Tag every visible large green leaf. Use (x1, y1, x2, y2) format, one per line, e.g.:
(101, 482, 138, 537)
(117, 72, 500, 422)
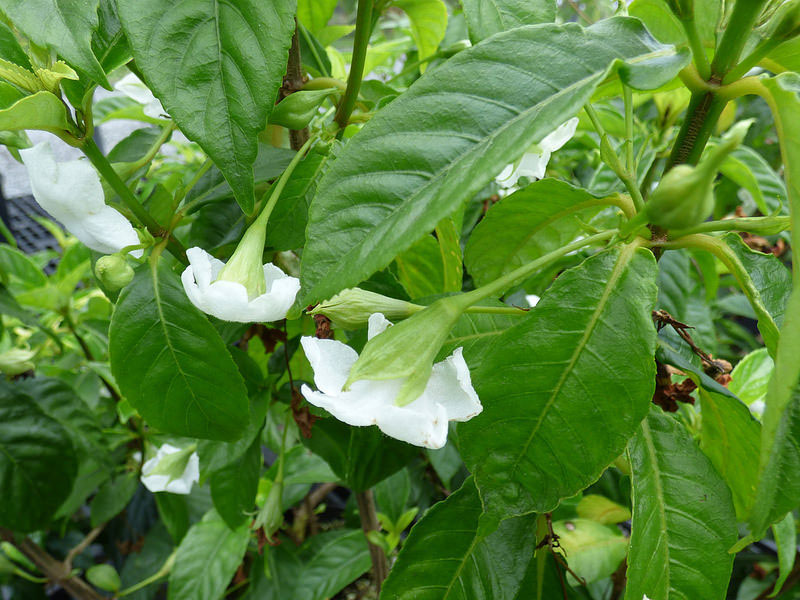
(0, 0, 109, 87)
(245, 529, 371, 600)
(461, 0, 555, 43)
(303, 418, 417, 492)
(464, 179, 621, 287)
(0, 91, 73, 133)
(748, 73, 800, 536)
(699, 389, 761, 520)
(393, 0, 448, 66)
(300, 17, 689, 306)
(0, 381, 78, 532)
(626, 407, 737, 600)
(459, 244, 658, 518)
(117, 0, 297, 214)
(381, 477, 538, 600)
(109, 260, 249, 441)
(629, 0, 721, 47)
(210, 437, 261, 529)
(168, 509, 250, 600)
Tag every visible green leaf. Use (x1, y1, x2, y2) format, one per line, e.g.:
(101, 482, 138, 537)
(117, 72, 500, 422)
(576, 494, 631, 525)
(720, 144, 788, 215)
(393, 0, 448, 68)
(90, 471, 139, 527)
(629, 0, 721, 46)
(625, 407, 737, 600)
(245, 529, 370, 600)
(551, 518, 627, 584)
(168, 509, 250, 600)
(156, 493, 190, 544)
(435, 217, 463, 292)
(0, 21, 31, 68)
(109, 260, 249, 441)
(461, 0, 555, 43)
(729, 347, 773, 408)
(748, 74, 800, 536)
(460, 245, 658, 518)
(210, 437, 261, 529)
(300, 17, 688, 306)
(381, 477, 538, 600)
(699, 389, 761, 520)
(0, 0, 109, 87)
(117, 0, 297, 214)
(771, 512, 796, 597)
(724, 233, 792, 356)
(440, 301, 519, 362)
(297, 0, 336, 34)
(374, 468, 411, 525)
(303, 418, 417, 492)
(464, 179, 621, 287)
(394, 235, 450, 299)
(0, 90, 73, 133)
(0, 380, 78, 532)
(119, 523, 173, 600)
(0, 245, 47, 290)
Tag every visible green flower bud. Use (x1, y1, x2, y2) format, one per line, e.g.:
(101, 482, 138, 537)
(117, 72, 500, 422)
(344, 294, 471, 406)
(0, 348, 35, 375)
(95, 254, 135, 291)
(310, 288, 420, 330)
(86, 564, 121, 592)
(253, 478, 284, 537)
(1, 542, 36, 572)
(269, 88, 340, 130)
(646, 120, 751, 230)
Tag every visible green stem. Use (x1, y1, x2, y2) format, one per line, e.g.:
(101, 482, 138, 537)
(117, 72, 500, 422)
(334, 0, 373, 132)
(298, 21, 331, 78)
(463, 305, 529, 315)
(128, 124, 175, 174)
(13, 568, 48, 584)
(117, 551, 176, 597)
(82, 139, 187, 263)
(177, 158, 213, 203)
(665, 90, 726, 168)
(682, 18, 711, 80)
(623, 85, 635, 175)
(303, 77, 347, 91)
(711, 0, 770, 80)
(669, 215, 791, 237)
(724, 37, 781, 83)
(459, 230, 617, 307)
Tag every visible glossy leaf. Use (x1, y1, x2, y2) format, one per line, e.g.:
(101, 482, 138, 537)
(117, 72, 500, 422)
(109, 260, 249, 441)
(303, 418, 417, 492)
(0, 0, 109, 86)
(381, 477, 538, 600)
(699, 389, 761, 520)
(772, 512, 797, 597)
(300, 17, 689, 306)
(0, 381, 77, 532)
(245, 529, 370, 600)
(0, 21, 30, 68)
(749, 74, 800, 535)
(0, 91, 73, 133)
(461, 0, 555, 43)
(210, 438, 261, 529)
(168, 509, 250, 600)
(465, 179, 620, 287)
(551, 518, 627, 584)
(460, 245, 658, 518)
(626, 407, 737, 600)
(394, 235, 451, 299)
(117, 0, 297, 213)
(90, 472, 139, 527)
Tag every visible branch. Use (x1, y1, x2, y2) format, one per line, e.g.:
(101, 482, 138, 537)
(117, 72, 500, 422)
(0, 528, 104, 600)
(355, 489, 388, 593)
(334, 0, 374, 132)
(282, 21, 310, 151)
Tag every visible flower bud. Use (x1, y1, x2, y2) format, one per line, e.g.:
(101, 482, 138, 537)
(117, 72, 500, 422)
(269, 88, 339, 130)
(344, 294, 471, 406)
(310, 288, 420, 330)
(86, 564, 121, 593)
(95, 254, 135, 291)
(0, 348, 35, 375)
(253, 478, 284, 537)
(646, 120, 751, 230)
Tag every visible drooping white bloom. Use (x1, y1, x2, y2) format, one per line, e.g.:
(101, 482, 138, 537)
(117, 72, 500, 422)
(496, 117, 579, 189)
(140, 443, 199, 495)
(181, 247, 300, 323)
(300, 313, 482, 449)
(19, 142, 141, 256)
(114, 73, 167, 120)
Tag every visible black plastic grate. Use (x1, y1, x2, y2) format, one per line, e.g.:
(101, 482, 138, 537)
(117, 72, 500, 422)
(2, 194, 60, 273)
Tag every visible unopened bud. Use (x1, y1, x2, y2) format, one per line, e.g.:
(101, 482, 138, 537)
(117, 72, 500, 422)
(95, 254, 134, 291)
(310, 288, 420, 330)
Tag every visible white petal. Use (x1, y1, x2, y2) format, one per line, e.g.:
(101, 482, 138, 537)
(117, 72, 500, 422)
(367, 312, 392, 339)
(140, 473, 171, 493)
(301, 378, 401, 427)
(115, 73, 167, 119)
(423, 348, 482, 421)
(540, 117, 579, 153)
(496, 163, 521, 189)
(20, 142, 140, 255)
(515, 150, 551, 181)
(181, 249, 299, 323)
(139, 444, 198, 495)
(300, 336, 358, 395)
(525, 294, 540, 307)
(374, 399, 450, 449)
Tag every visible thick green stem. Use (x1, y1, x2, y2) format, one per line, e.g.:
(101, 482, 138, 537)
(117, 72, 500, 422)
(458, 230, 617, 307)
(711, 0, 770, 80)
(724, 37, 781, 83)
(665, 90, 726, 168)
(82, 139, 187, 263)
(669, 215, 791, 237)
(623, 85, 636, 175)
(682, 18, 711, 80)
(334, 0, 373, 132)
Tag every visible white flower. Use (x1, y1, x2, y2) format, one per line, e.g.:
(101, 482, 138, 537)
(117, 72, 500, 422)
(496, 117, 579, 189)
(181, 247, 300, 323)
(300, 313, 482, 449)
(525, 294, 540, 308)
(140, 443, 199, 495)
(19, 142, 141, 256)
(114, 73, 167, 119)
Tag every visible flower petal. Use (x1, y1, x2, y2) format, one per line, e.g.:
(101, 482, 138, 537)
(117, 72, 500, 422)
(300, 336, 358, 395)
(424, 348, 482, 421)
(115, 73, 167, 119)
(540, 117, 579, 153)
(367, 312, 392, 339)
(515, 149, 551, 181)
(374, 400, 450, 449)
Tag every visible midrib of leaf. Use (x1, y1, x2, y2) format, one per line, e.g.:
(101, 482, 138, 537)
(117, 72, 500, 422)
(211, 0, 237, 177)
(180, 523, 236, 596)
(149, 261, 209, 426)
(636, 418, 670, 598)
(310, 39, 679, 300)
(510, 242, 637, 475)
(441, 529, 482, 599)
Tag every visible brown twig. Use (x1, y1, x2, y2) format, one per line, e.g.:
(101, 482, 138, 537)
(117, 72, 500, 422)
(652, 310, 729, 374)
(290, 482, 337, 543)
(355, 489, 388, 593)
(282, 21, 310, 151)
(0, 528, 104, 600)
(63, 524, 104, 573)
